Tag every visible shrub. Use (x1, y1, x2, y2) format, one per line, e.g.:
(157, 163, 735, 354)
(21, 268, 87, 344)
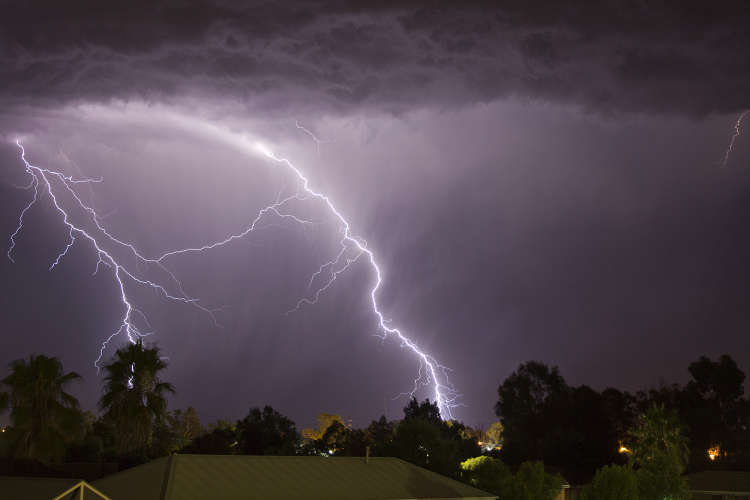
(580, 464, 639, 500)
(515, 461, 564, 500)
(460, 456, 512, 493)
(461, 457, 563, 500)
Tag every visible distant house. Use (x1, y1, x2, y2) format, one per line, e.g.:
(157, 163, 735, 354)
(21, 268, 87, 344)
(4, 454, 497, 500)
(687, 471, 750, 499)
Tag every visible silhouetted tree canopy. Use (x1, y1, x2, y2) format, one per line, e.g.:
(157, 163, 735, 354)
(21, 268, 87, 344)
(392, 398, 479, 477)
(683, 355, 748, 468)
(0, 355, 83, 462)
(366, 415, 394, 456)
(1, 350, 748, 487)
(461, 456, 563, 500)
(403, 398, 442, 425)
(182, 424, 236, 455)
(99, 340, 174, 458)
(236, 406, 298, 455)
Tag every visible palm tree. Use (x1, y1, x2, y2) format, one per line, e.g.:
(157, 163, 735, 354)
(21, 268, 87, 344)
(99, 340, 174, 456)
(0, 354, 83, 462)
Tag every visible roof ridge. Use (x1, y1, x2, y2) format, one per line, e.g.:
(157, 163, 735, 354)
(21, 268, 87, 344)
(173, 454, 394, 459)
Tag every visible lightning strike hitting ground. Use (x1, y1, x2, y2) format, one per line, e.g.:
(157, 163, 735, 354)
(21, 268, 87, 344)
(721, 109, 749, 167)
(253, 142, 459, 418)
(7, 128, 459, 419)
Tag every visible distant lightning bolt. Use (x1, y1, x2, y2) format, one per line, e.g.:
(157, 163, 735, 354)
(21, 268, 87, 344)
(7, 174, 38, 263)
(295, 121, 331, 155)
(8, 125, 459, 419)
(721, 110, 749, 168)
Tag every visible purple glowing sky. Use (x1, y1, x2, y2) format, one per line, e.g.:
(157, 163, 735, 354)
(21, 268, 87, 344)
(1, 1, 749, 429)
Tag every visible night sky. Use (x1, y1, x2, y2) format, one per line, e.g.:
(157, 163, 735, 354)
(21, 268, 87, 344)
(1, 1, 749, 430)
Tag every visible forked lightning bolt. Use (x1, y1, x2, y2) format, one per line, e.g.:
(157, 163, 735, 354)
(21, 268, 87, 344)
(254, 143, 459, 418)
(7, 131, 459, 419)
(8, 141, 228, 368)
(721, 109, 749, 167)
(295, 121, 331, 155)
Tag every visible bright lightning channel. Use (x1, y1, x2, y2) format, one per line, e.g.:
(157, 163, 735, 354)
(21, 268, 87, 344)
(721, 109, 749, 167)
(254, 142, 459, 419)
(8, 141, 228, 368)
(8, 133, 459, 419)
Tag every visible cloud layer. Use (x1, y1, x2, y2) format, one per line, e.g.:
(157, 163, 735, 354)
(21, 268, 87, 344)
(2, 1, 749, 115)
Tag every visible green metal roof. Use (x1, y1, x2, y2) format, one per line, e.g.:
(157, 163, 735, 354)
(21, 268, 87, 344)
(0, 476, 80, 500)
(90, 455, 496, 500)
(89, 456, 170, 500)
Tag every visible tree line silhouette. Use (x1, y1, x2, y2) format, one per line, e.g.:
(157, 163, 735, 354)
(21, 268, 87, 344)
(1, 341, 747, 499)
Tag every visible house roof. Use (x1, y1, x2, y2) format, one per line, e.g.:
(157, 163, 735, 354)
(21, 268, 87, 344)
(0, 476, 80, 500)
(90, 454, 496, 500)
(687, 471, 750, 494)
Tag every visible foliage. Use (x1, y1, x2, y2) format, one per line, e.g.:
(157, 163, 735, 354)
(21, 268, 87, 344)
(684, 354, 747, 467)
(514, 461, 564, 500)
(628, 404, 689, 467)
(460, 455, 512, 494)
(403, 398, 442, 424)
(392, 399, 479, 477)
(168, 407, 202, 451)
(461, 457, 562, 500)
(236, 406, 298, 455)
(182, 424, 237, 454)
(148, 417, 175, 458)
(366, 415, 394, 456)
(628, 403, 690, 500)
(0, 351, 746, 481)
(486, 421, 503, 446)
(318, 420, 349, 452)
(579, 464, 639, 500)
(99, 340, 174, 457)
(392, 417, 440, 466)
(688, 355, 745, 405)
(0, 354, 83, 462)
(301, 413, 345, 441)
(496, 361, 632, 479)
(66, 411, 105, 462)
(495, 361, 568, 464)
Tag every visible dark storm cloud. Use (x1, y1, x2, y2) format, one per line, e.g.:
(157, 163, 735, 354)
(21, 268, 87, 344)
(2, 2, 750, 431)
(2, 1, 749, 115)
